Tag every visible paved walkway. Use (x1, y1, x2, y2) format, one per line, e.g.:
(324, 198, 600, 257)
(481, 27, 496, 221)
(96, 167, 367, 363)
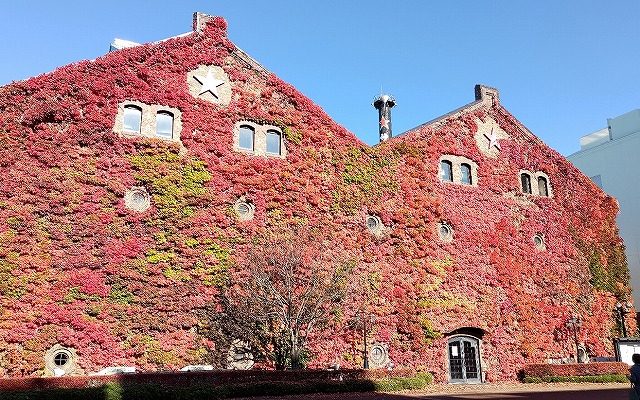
(415, 382, 629, 399)
(237, 382, 631, 400)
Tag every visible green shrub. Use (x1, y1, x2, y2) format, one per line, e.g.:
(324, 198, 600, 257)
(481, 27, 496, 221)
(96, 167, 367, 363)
(373, 372, 434, 391)
(523, 374, 628, 384)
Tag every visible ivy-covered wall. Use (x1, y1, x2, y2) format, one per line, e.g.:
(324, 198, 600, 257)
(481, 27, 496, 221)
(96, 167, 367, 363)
(0, 14, 632, 381)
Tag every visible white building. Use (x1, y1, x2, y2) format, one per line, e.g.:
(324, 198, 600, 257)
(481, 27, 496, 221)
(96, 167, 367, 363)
(568, 109, 640, 305)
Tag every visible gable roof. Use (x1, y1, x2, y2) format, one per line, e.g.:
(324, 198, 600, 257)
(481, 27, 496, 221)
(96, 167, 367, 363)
(398, 85, 499, 136)
(0, 12, 363, 148)
(391, 84, 555, 152)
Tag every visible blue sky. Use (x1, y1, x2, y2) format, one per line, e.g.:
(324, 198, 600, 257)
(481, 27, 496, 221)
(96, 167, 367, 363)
(1, 1, 638, 155)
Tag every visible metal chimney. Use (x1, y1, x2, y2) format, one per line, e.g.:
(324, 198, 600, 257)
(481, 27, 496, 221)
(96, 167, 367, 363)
(373, 94, 396, 142)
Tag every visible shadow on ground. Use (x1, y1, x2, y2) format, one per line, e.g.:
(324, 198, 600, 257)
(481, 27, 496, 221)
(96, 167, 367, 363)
(415, 387, 628, 400)
(242, 386, 629, 400)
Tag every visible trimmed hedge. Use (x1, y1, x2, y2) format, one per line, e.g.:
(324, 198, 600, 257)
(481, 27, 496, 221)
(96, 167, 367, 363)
(523, 374, 628, 384)
(0, 368, 416, 392)
(0, 370, 433, 399)
(523, 362, 629, 378)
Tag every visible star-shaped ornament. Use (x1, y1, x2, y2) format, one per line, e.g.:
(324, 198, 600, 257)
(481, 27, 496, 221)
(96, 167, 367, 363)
(484, 128, 501, 150)
(194, 70, 225, 98)
(380, 117, 389, 129)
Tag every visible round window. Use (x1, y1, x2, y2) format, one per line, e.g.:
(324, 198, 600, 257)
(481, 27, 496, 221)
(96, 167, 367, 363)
(45, 345, 77, 376)
(533, 234, 545, 250)
(366, 216, 379, 230)
(53, 351, 70, 367)
(365, 215, 384, 236)
(124, 187, 151, 212)
(131, 191, 147, 204)
(236, 202, 251, 215)
(438, 222, 453, 242)
(234, 199, 255, 221)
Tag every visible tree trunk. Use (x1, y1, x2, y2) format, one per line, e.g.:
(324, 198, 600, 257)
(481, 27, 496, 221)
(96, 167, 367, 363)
(273, 334, 287, 370)
(289, 331, 302, 369)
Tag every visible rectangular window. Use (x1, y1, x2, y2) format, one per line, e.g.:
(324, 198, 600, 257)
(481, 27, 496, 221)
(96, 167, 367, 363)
(538, 177, 549, 197)
(238, 126, 254, 151)
(266, 130, 281, 155)
(123, 106, 142, 133)
(521, 173, 532, 194)
(460, 164, 472, 185)
(440, 160, 453, 182)
(156, 112, 174, 139)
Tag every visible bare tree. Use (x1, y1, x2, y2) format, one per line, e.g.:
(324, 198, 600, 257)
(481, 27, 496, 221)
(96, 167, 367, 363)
(203, 228, 351, 369)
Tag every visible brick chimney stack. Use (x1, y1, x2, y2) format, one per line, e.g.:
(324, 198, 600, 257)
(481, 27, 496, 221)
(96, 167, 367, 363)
(193, 12, 217, 32)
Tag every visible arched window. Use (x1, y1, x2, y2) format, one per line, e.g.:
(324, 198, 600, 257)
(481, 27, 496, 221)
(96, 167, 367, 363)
(266, 129, 281, 155)
(440, 160, 453, 182)
(538, 176, 549, 197)
(238, 125, 255, 151)
(521, 173, 532, 194)
(156, 111, 174, 139)
(123, 105, 142, 134)
(460, 163, 472, 185)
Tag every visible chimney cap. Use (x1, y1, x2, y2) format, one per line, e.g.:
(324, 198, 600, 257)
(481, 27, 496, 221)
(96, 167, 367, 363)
(373, 94, 396, 109)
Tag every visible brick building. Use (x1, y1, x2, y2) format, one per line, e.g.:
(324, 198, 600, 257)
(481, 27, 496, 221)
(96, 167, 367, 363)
(0, 13, 632, 382)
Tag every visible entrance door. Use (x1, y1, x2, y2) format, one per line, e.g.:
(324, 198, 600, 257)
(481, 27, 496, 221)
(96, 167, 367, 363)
(448, 336, 481, 383)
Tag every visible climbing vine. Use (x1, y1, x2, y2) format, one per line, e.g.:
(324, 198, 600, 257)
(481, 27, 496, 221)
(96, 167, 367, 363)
(0, 15, 632, 381)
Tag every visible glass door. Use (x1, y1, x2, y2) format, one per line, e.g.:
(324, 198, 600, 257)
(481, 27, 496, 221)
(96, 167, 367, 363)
(448, 336, 481, 383)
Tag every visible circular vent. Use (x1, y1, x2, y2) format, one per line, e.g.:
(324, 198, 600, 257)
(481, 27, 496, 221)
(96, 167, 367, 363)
(124, 187, 151, 212)
(236, 202, 251, 215)
(234, 199, 255, 221)
(366, 215, 380, 230)
(365, 215, 384, 236)
(533, 234, 546, 250)
(131, 190, 147, 205)
(438, 222, 453, 242)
